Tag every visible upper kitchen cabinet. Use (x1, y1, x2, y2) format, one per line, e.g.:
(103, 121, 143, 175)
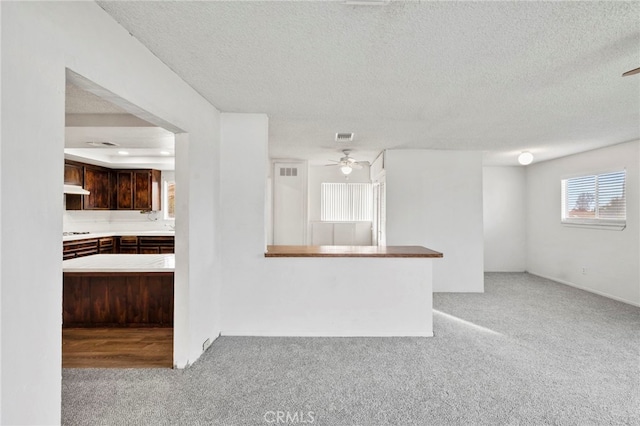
(83, 165, 112, 210)
(64, 162, 83, 186)
(116, 171, 134, 209)
(64, 161, 84, 210)
(116, 169, 161, 211)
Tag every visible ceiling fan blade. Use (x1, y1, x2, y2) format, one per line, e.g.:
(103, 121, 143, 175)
(350, 163, 364, 170)
(622, 67, 640, 77)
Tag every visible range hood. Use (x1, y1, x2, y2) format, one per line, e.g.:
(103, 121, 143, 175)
(63, 184, 90, 195)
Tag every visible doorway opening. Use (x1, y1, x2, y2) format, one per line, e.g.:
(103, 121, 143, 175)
(62, 70, 183, 368)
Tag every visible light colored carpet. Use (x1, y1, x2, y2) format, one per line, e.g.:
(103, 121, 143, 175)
(62, 273, 640, 425)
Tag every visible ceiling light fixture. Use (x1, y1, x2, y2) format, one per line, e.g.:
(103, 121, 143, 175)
(518, 151, 533, 165)
(340, 165, 353, 175)
(117, 150, 129, 156)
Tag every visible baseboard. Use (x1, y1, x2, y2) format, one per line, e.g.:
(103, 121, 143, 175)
(220, 331, 434, 337)
(528, 271, 640, 307)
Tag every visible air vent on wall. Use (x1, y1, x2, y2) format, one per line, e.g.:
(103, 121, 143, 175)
(279, 167, 298, 177)
(86, 141, 119, 147)
(335, 133, 354, 142)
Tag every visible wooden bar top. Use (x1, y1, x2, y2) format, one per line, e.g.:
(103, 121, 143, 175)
(265, 245, 443, 258)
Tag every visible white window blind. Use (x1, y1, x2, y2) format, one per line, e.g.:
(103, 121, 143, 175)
(562, 170, 626, 228)
(321, 183, 373, 221)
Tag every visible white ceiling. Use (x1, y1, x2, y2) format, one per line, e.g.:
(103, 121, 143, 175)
(65, 79, 175, 169)
(96, 1, 639, 166)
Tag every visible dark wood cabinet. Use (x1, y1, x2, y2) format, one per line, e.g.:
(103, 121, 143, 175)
(83, 165, 112, 210)
(63, 272, 174, 327)
(118, 236, 139, 254)
(139, 236, 175, 254)
(114, 169, 161, 211)
(116, 171, 134, 209)
(63, 239, 99, 260)
(64, 162, 83, 186)
(99, 237, 114, 254)
(63, 235, 174, 259)
(64, 160, 161, 211)
(64, 161, 84, 210)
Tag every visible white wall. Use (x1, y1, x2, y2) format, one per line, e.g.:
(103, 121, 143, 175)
(220, 116, 436, 336)
(526, 141, 640, 306)
(483, 167, 527, 272)
(1, 2, 221, 423)
(385, 150, 484, 292)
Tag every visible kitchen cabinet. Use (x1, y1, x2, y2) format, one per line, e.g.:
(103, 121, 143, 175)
(116, 171, 134, 209)
(64, 161, 84, 210)
(139, 236, 175, 254)
(83, 165, 112, 210)
(64, 160, 161, 211)
(118, 236, 139, 254)
(63, 238, 99, 260)
(63, 235, 174, 259)
(115, 170, 161, 211)
(99, 237, 114, 254)
(64, 162, 83, 186)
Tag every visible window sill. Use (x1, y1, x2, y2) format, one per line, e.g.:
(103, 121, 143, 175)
(561, 220, 626, 231)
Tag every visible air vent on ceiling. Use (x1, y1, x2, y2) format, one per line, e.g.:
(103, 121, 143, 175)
(335, 133, 354, 142)
(86, 141, 119, 147)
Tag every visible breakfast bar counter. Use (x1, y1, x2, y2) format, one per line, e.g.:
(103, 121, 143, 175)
(222, 245, 444, 337)
(265, 245, 443, 258)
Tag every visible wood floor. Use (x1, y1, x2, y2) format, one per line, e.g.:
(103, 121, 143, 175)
(62, 327, 173, 368)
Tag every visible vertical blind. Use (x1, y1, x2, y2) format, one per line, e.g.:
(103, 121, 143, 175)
(321, 183, 373, 221)
(562, 170, 626, 222)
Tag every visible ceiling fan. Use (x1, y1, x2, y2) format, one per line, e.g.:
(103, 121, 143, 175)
(622, 66, 640, 77)
(326, 149, 366, 175)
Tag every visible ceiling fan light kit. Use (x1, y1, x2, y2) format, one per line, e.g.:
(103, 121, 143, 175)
(340, 165, 353, 175)
(518, 151, 534, 165)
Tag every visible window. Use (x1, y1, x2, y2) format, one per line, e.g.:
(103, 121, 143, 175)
(321, 183, 373, 221)
(561, 170, 626, 229)
(164, 180, 175, 220)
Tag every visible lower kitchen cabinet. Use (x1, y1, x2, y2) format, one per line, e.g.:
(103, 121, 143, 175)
(118, 236, 139, 254)
(139, 236, 175, 254)
(99, 237, 114, 254)
(63, 239, 99, 260)
(63, 235, 175, 259)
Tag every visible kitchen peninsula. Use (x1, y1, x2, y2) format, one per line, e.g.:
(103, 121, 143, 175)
(62, 254, 174, 327)
(258, 245, 443, 337)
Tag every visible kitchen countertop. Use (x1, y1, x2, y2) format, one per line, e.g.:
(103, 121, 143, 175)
(63, 230, 175, 242)
(265, 245, 443, 258)
(63, 254, 175, 272)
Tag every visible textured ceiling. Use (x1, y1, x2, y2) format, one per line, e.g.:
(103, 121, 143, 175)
(66, 82, 128, 114)
(97, 1, 640, 165)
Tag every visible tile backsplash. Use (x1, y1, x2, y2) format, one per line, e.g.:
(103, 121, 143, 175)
(63, 210, 174, 233)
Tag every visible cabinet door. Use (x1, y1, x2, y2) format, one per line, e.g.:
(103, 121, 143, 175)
(139, 247, 160, 254)
(116, 171, 134, 209)
(134, 171, 151, 210)
(64, 162, 83, 185)
(83, 166, 111, 210)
